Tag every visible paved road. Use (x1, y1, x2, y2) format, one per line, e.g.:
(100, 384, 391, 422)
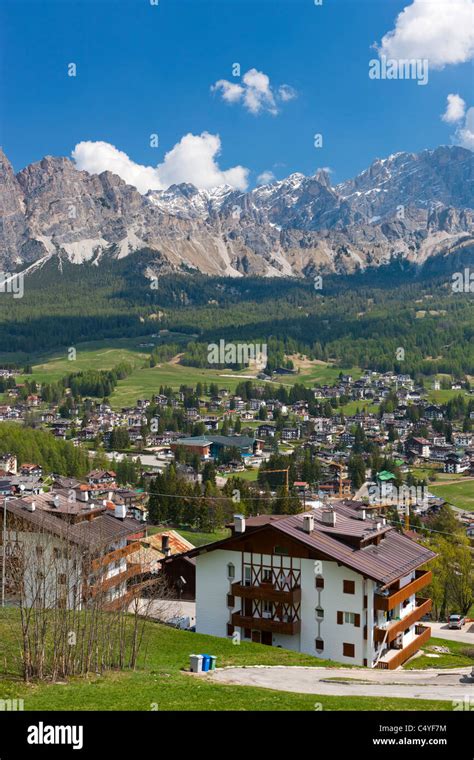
(209, 665, 474, 702)
(428, 621, 474, 643)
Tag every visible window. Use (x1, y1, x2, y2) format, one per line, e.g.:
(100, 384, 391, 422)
(343, 643, 355, 657)
(227, 623, 234, 636)
(315, 638, 324, 651)
(244, 566, 251, 586)
(227, 563, 235, 580)
(274, 545, 289, 555)
(227, 594, 235, 608)
(58, 574, 67, 585)
(35, 545, 43, 557)
(315, 577, 324, 589)
(344, 612, 356, 625)
(315, 607, 324, 620)
(263, 600, 273, 616)
(244, 628, 251, 639)
(262, 568, 272, 584)
(343, 580, 355, 594)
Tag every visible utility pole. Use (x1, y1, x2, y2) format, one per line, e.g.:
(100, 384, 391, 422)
(2, 496, 7, 607)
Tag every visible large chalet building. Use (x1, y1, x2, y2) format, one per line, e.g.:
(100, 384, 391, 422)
(0, 492, 145, 611)
(189, 501, 436, 669)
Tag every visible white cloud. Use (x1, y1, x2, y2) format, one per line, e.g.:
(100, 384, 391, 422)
(211, 68, 297, 115)
(376, 0, 474, 69)
(72, 133, 249, 193)
(442, 93, 466, 123)
(256, 170, 276, 185)
(278, 84, 297, 102)
(454, 106, 474, 149)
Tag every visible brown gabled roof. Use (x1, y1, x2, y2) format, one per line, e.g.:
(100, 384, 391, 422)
(2, 498, 142, 550)
(187, 503, 436, 587)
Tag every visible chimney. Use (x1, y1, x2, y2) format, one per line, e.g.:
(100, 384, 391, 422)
(321, 509, 336, 527)
(115, 504, 127, 520)
(234, 514, 246, 534)
(79, 489, 88, 502)
(53, 494, 60, 508)
(360, 509, 366, 521)
(27, 501, 36, 512)
(161, 534, 171, 556)
(303, 514, 314, 534)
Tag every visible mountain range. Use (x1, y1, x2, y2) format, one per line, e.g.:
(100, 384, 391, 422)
(0, 145, 473, 278)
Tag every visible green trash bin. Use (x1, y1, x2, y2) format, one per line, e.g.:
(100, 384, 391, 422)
(209, 655, 217, 670)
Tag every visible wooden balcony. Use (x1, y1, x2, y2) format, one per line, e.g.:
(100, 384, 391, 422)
(375, 624, 431, 669)
(374, 597, 432, 643)
(374, 569, 432, 612)
(231, 582, 301, 605)
(91, 541, 141, 572)
(86, 564, 143, 597)
(232, 612, 301, 636)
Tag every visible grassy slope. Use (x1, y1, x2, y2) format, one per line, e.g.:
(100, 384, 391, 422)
(12, 338, 363, 409)
(0, 609, 449, 711)
(429, 480, 474, 511)
(403, 637, 474, 670)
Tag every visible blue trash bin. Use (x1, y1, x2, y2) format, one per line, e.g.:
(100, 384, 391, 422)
(201, 654, 211, 672)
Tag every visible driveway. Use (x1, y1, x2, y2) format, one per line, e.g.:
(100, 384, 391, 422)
(132, 598, 196, 626)
(428, 621, 474, 644)
(208, 665, 474, 702)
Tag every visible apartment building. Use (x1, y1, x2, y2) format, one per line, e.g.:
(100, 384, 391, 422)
(190, 501, 436, 669)
(0, 493, 145, 611)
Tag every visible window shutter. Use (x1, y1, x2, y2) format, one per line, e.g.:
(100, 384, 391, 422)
(354, 613, 361, 627)
(337, 610, 343, 625)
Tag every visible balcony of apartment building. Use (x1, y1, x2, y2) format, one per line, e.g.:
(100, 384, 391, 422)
(231, 610, 301, 635)
(374, 569, 432, 612)
(231, 564, 302, 606)
(374, 597, 432, 644)
(375, 624, 431, 669)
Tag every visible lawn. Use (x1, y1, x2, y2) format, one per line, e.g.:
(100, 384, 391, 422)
(10, 337, 368, 410)
(429, 480, 474, 511)
(403, 637, 474, 670)
(0, 609, 450, 711)
(146, 525, 230, 547)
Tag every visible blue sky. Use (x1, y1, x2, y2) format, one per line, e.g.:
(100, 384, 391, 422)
(1, 0, 472, 189)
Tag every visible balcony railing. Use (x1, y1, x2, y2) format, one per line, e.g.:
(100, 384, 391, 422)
(374, 569, 432, 612)
(375, 624, 431, 669)
(231, 612, 301, 636)
(231, 581, 301, 604)
(91, 541, 141, 572)
(374, 597, 432, 643)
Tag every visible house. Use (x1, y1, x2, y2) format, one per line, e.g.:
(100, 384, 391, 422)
(257, 424, 276, 438)
(0, 454, 17, 475)
(406, 437, 431, 459)
(171, 435, 263, 460)
(19, 463, 42, 478)
(87, 470, 117, 487)
(281, 427, 300, 441)
(0, 495, 145, 610)
(444, 452, 471, 475)
(423, 405, 443, 421)
(187, 503, 436, 669)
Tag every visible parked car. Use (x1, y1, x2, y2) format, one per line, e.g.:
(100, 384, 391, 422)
(448, 614, 466, 629)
